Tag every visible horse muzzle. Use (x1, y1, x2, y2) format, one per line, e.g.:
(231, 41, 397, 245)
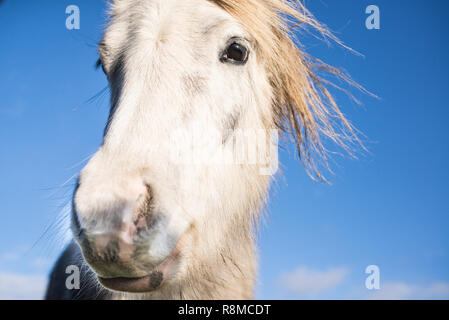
(71, 182, 182, 293)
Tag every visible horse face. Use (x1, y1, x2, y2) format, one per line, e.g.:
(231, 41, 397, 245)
(72, 0, 275, 293)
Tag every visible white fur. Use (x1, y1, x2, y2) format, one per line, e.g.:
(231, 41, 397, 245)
(74, 0, 276, 299)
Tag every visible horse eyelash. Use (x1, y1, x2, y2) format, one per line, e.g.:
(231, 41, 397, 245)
(95, 58, 102, 70)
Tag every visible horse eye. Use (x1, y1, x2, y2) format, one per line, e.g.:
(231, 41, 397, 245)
(221, 42, 249, 65)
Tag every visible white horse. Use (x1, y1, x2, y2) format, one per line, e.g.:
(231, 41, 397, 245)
(46, 0, 359, 299)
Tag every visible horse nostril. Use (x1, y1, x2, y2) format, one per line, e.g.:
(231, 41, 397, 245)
(103, 239, 120, 263)
(79, 233, 125, 262)
(71, 181, 160, 274)
(132, 184, 157, 234)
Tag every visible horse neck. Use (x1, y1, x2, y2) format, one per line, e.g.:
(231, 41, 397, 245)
(183, 216, 257, 299)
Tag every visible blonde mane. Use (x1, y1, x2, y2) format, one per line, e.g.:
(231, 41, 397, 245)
(212, 0, 362, 180)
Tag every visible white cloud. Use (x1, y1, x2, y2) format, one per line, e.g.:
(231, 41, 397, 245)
(368, 282, 449, 300)
(0, 246, 29, 262)
(31, 257, 53, 269)
(279, 266, 348, 296)
(0, 272, 47, 300)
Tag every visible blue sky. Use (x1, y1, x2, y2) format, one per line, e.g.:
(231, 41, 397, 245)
(0, 0, 448, 299)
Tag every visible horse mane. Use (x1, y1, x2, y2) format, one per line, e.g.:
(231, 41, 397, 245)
(211, 0, 364, 181)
